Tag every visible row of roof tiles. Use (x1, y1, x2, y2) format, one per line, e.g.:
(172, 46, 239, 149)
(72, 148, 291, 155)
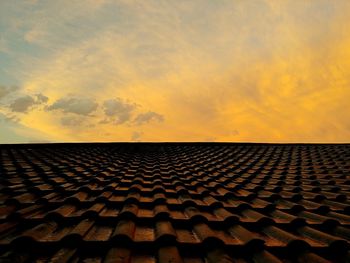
(0, 143, 349, 262)
(0, 200, 350, 225)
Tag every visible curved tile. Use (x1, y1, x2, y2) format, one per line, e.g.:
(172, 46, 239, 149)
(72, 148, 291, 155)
(0, 143, 349, 263)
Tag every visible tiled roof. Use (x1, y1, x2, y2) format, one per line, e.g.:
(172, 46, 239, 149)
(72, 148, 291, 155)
(0, 143, 350, 262)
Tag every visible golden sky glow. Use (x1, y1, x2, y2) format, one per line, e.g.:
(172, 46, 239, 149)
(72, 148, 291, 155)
(1, 0, 350, 143)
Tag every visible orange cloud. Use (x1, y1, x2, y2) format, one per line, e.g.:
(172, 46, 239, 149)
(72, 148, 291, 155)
(1, 1, 350, 142)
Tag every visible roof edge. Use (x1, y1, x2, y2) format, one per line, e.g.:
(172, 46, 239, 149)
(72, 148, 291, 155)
(1, 141, 350, 149)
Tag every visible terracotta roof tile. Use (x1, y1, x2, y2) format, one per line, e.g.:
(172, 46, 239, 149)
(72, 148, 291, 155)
(0, 143, 350, 262)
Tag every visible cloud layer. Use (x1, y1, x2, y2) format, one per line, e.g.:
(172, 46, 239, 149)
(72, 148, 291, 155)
(134, 111, 164, 125)
(9, 93, 48, 112)
(103, 98, 136, 124)
(1, 0, 350, 142)
(47, 97, 98, 116)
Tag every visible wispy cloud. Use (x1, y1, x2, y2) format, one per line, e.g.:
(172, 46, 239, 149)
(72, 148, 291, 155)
(60, 115, 84, 127)
(134, 111, 164, 126)
(0, 85, 19, 100)
(131, 131, 143, 141)
(1, 0, 350, 142)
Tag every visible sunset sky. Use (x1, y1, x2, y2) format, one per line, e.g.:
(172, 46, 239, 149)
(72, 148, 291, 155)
(1, 0, 350, 143)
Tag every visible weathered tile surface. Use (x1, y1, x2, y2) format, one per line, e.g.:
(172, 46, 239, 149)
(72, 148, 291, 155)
(0, 143, 349, 262)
